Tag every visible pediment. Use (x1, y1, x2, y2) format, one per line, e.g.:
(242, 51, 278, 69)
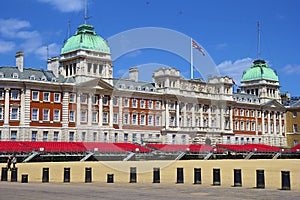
(76, 77, 113, 90)
(261, 99, 286, 111)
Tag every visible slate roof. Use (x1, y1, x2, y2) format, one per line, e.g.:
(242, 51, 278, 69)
(113, 78, 157, 92)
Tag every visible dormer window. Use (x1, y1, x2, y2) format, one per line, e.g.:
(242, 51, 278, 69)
(30, 75, 35, 80)
(41, 76, 47, 81)
(0, 72, 4, 78)
(52, 78, 57, 82)
(12, 73, 18, 79)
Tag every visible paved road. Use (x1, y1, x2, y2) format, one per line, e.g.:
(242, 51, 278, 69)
(0, 182, 299, 200)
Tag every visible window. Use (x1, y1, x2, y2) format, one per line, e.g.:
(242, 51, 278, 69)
(52, 93, 60, 103)
(172, 134, 176, 144)
(132, 114, 137, 125)
(203, 119, 207, 127)
(69, 132, 74, 142)
(246, 110, 249, 117)
(92, 95, 99, 105)
(69, 93, 76, 103)
(234, 109, 238, 116)
(0, 107, 3, 120)
(148, 115, 153, 126)
(103, 132, 108, 142)
(11, 107, 19, 120)
(103, 97, 108, 105)
(114, 133, 118, 142)
(69, 110, 75, 122)
(32, 91, 39, 101)
(251, 111, 255, 117)
(240, 121, 244, 130)
(103, 112, 108, 123)
(170, 116, 175, 126)
(53, 110, 60, 121)
(113, 97, 118, 106)
(124, 98, 129, 107)
(32, 131, 37, 141)
(293, 112, 297, 118)
(43, 109, 50, 121)
(140, 114, 145, 125)
(113, 113, 118, 124)
(53, 131, 59, 142)
(293, 124, 298, 133)
(156, 116, 161, 126)
(124, 113, 129, 125)
(240, 109, 244, 116)
(132, 99, 137, 108)
(258, 123, 261, 131)
(12, 73, 18, 78)
(81, 110, 87, 122)
(43, 131, 48, 142)
(234, 121, 239, 130)
(81, 94, 87, 104)
(93, 132, 97, 142)
(11, 90, 19, 100)
(132, 134, 137, 143)
(251, 122, 255, 131)
(124, 133, 128, 143)
(246, 121, 250, 131)
(92, 111, 98, 123)
(148, 100, 153, 109)
(32, 108, 38, 121)
(81, 132, 86, 142)
(0, 90, 4, 100)
(43, 92, 50, 101)
(10, 130, 17, 141)
(140, 100, 145, 108)
(155, 101, 161, 109)
(257, 111, 261, 118)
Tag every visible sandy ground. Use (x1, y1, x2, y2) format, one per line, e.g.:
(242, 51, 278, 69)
(1, 159, 300, 190)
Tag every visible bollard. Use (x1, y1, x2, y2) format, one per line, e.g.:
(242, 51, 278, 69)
(281, 171, 291, 190)
(85, 167, 92, 183)
(233, 169, 242, 187)
(11, 168, 18, 182)
(64, 168, 70, 183)
(129, 167, 137, 183)
(194, 168, 201, 184)
(153, 168, 160, 183)
(176, 168, 184, 184)
(213, 168, 221, 186)
(107, 174, 114, 183)
(42, 168, 49, 183)
(1, 167, 8, 181)
(256, 169, 265, 189)
(21, 174, 28, 183)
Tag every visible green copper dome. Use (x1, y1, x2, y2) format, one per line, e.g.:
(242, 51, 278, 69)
(241, 60, 278, 82)
(61, 24, 110, 54)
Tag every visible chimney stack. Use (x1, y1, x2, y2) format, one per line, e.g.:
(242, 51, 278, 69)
(16, 51, 24, 72)
(47, 56, 59, 77)
(129, 67, 138, 82)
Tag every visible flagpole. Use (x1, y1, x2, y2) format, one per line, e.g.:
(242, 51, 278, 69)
(190, 38, 193, 79)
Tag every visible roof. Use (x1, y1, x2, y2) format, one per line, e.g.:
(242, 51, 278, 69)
(113, 78, 157, 92)
(241, 60, 279, 82)
(61, 24, 110, 54)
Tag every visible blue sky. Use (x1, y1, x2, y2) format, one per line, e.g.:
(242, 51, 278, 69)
(0, 0, 299, 95)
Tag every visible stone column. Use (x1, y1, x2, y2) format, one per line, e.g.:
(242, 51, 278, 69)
(165, 100, 169, 129)
(183, 103, 187, 127)
(200, 104, 203, 127)
(109, 97, 113, 127)
(273, 112, 277, 134)
(119, 97, 123, 129)
(98, 95, 103, 126)
(76, 92, 81, 126)
(255, 110, 258, 135)
(220, 106, 224, 131)
(176, 101, 180, 128)
(20, 89, 25, 126)
(191, 104, 195, 127)
(279, 112, 282, 135)
(4, 88, 10, 126)
(229, 107, 233, 131)
(88, 93, 92, 126)
(268, 111, 271, 134)
(262, 111, 265, 135)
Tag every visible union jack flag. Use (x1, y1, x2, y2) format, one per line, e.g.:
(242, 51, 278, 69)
(192, 40, 205, 56)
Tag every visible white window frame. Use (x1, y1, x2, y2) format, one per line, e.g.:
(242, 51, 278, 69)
(10, 107, 19, 120)
(43, 109, 50, 121)
(53, 109, 60, 122)
(148, 100, 153, 109)
(92, 111, 98, 123)
(103, 112, 108, 123)
(124, 98, 129, 107)
(148, 115, 153, 126)
(124, 113, 129, 125)
(155, 115, 161, 126)
(69, 110, 75, 122)
(69, 93, 76, 103)
(11, 90, 20, 100)
(0, 107, 3, 120)
(54, 93, 60, 103)
(132, 113, 137, 125)
(31, 108, 39, 121)
(155, 101, 161, 109)
(81, 110, 87, 122)
(43, 131, 48, 142)
(132, 99, 137, 108)
(80, 94, 87, 104)
(103, 97, 108, 106)
(140, 100, 145, 109)
(32, 91, 39, 101)
(113, 97, 118, 106)
(43, 92, 50, 102)
(92, 95, 99, 105)
(113, 113, 118, 124)
(140, 114, 145, 125)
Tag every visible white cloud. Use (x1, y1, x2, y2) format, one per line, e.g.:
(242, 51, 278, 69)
(38, 0, 83, 12)
(217, 57, 253, 85)
(35, 43, 61, 60)
(0, 18, 31, 38)
(0, 40, 15, 53)
(281, 64, 300, 75)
